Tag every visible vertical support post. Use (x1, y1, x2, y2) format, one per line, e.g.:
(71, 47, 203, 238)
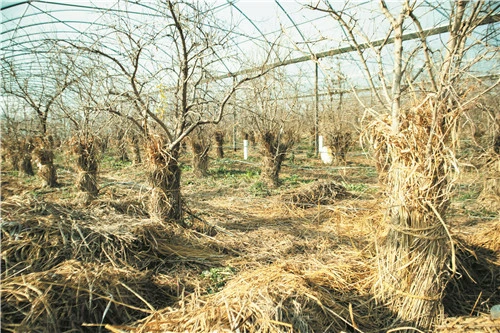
(314, 62, 319, 157)
(233, 76, 237, 152)
(233, 108, 237, 152)
(243, 140, 249, 160)
(318, 135, 323, 152)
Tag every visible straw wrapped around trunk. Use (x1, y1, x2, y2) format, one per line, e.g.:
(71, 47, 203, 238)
(478, 152, 500, 211)
(33, 148, 57, 187)
(146, 135, 183, 222)
(214, 131, 224, 158)
(20, 137, 35, 176)
(259, 131, 294, 188)
(71, 135, 100, 203)
(368, 98, 459, 330)
(190, 137, 210, 177)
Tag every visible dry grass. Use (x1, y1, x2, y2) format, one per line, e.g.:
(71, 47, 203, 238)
(280, 180, 350, 209)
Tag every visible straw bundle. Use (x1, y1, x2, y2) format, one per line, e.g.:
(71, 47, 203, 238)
(128, 133, 142, 164)
(368, 98, 459, 330)
(116, 128, 130, 162)
(214, 131, 225, 158)
(329, 131, 352, 164)
(189, 134, 211, 177)
(146, 136, 182, 222)
(2, 137, 21, 171)
(71, 135, 100, 203)
(477, 152, 500, 210)
(281, 181, 349, 208)
(19, 137, 35, 176)
(33, 137, 58, 187)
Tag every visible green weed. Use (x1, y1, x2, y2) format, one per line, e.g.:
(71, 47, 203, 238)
(282, 174, 311, 186)
(201, 266, 236, 293)
(180, 163, 192, 172)
(249, 181, 270, 197)
(456, 190, 480, 201)
(342, 182, 368, 193)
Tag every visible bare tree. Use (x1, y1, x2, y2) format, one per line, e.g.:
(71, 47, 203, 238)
(55, 56, 112, 203)
(2, 50, 76, 187)
(0, 104, 35, 175)
(64, 0, 271, 222)
(242, 71, 301, 187)
(310, 0, 500, 330)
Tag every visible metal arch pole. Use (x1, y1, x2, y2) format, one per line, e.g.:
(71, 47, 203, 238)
(315, 62, 319, 157)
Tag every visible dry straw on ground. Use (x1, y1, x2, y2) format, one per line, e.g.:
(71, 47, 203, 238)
(280, 181, 349, 209)
(1, 144, 499, 333)
(107, 259, 382, 333)
(1, 193, 225, 332)
(436, 316, 500, 333)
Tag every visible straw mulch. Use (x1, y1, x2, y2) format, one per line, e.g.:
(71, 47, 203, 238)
(1, 193, 225, 332)
(436, 316, 500, 333)
(1, 260, 170, 333)
(281, 181, 349, 208)
(1, 197, 225, 273)
(105, 259, 386, 333)
(103, 193, 393, 333)
(444, 220, 500, 318)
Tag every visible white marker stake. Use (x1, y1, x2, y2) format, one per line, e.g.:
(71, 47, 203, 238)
(243, 140, 249, 160)
(318, 135, 324, 152)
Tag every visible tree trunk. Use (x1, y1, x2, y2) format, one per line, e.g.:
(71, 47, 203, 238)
(100, 134, 109, 154)
(73, 136, 99, 203)
(34, 148, 58, 187)
(190, 139, 210, 177)
(3, 138, 22, 172)
(10, 153, 20, 172)
(331, 132, 352, 165)
(130, 134, 142, 164)
(260, 151, 286, 188)
(259, 131, 290, 188)
(147, 138, 183, 222)
(20, 138, 34, 176)
(116, 129, 129, 162)
(214, 131, 224, 158)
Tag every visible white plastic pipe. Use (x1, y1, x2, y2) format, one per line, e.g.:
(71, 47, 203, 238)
(243, 139, 249, 160)
(318, 135, 324, 153)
